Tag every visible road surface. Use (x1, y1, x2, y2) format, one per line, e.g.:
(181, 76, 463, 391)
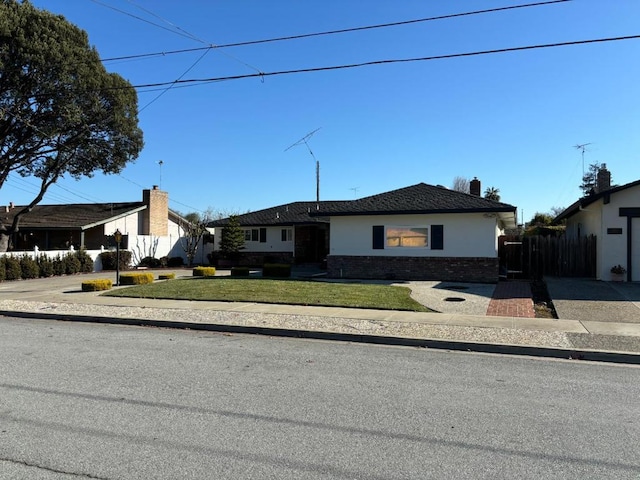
(1, 317, 639, 479)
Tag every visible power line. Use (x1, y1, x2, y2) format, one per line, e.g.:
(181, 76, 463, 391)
(101, 0, 571, 63)
(130, 34, 640, 91)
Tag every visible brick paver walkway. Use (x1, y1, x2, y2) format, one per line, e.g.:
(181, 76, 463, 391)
(486, 280, 536, 318)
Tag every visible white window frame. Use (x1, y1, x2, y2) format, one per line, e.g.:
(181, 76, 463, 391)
(244, 229, 259, 242)
(281, 228, 293, 242)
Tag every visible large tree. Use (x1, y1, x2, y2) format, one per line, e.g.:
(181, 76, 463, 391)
(483, 186, 501, 201)
(0, 0, 143, 251)
(451, 176, 469, 193)
(579, 162, 606, 196)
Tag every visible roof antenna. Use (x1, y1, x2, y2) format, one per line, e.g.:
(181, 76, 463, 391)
(573, 143, 591, 181)
(286, 128, 322, 202)
(157, 160, 164, 189)
(350, 187, 360, 198)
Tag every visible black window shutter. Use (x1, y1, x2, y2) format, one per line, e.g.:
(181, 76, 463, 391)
(372, 225, 384, 249)
(259, 228, 267, 243)
(431, 225, 443, 250)
(281, 229, 286, 241)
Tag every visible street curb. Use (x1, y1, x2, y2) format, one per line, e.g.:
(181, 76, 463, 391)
(2, 309, 640, 365)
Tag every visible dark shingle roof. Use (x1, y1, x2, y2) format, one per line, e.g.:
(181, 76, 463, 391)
(312, 183, 516, 216)
(554, 179, 640, 223)
(0, 202, 146, 230)
(208, 201, 352, 227)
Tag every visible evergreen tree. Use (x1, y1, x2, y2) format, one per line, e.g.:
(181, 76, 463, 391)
(218, 216, 245, 261)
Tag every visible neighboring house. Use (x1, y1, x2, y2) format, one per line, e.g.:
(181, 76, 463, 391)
(208, 200, 351, 265)
(554, 165, 640, 281)
(1, 186, 197, 268)
(211, 180, 517, 282)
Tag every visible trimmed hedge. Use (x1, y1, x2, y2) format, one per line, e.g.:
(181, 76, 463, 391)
(193, 266, 216, 277)
(138, 256, 162, 268)
(99, 250, 132, 271)
(82, 279, 113, 292)
(158, 273, 176, 280)
(167, 256, 184, 267)
(263, 263, 291, 278)
(119, 272, 155, 285)
(0, 250, 95, 283)
(231, 266, 250, 277)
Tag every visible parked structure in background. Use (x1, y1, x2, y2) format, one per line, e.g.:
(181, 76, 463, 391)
(555, 165, 640, 281)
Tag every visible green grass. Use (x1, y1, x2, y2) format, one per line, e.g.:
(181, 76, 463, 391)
(104, 277, 432, 312)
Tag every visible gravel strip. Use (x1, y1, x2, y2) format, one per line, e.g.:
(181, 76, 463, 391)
(0, 299, 572, 349)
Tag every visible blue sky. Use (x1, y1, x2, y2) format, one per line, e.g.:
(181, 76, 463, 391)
(6, 0, 640, 223)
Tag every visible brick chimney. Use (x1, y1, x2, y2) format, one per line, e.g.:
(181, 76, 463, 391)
(469, 177, 481, 196)
(142, 186, 168, 236)
(596, 164, 611, 193)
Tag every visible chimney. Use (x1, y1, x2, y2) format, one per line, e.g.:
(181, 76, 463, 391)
(469, 177, 481, 196)
(596, 164, 611, 193)
(142, 186, 168, 236)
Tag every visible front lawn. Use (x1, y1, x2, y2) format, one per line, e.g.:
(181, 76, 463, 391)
(104, 277, 432, 312)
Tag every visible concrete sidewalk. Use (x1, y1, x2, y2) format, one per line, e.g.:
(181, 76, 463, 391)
(1, 271, 639, 363)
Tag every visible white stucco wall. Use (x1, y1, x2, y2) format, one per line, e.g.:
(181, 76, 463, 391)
(565, 185, 640, 280)
(329, 213, 501, 257)
(212, 226, 294, 253)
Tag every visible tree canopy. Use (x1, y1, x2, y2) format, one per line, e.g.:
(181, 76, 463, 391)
(0, 0, 143, 250)
(580, 162, 607, 196)
(483, 187, 501, 201)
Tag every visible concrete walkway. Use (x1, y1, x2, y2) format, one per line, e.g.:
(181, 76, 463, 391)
(1, 271, 639, 362)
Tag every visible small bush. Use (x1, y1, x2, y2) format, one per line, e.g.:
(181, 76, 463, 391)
(64, 253, 82, 275)
(4, 256, 21, 281)
(82, 279, 113, 292)
(119, 272, 154, 285)
(0, 256, 6, 282)
(167, 256, 184, 267)
(20, 255, 39, 279)
(158, 273, 175, 280)
(52, 255, 65, 276)
(193, 266, 216, 277)
(75, 249, 94, 273)
(159, 256, 169, 267)
(37, 254, 54, 277)
(99, 251, 132, 271)
(263, 263, 291, 278)
(138, 256, 162, 268)
(231, 266, 250, 277)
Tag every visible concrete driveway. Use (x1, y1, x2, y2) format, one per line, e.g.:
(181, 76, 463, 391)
(545, 277, 640, 323)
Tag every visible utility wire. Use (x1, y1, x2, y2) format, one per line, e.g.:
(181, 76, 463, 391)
(131, 34, 640, 91)
(101, 0, 571, 63)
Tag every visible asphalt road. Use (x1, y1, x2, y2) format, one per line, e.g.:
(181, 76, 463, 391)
(1, 317, 639, 480)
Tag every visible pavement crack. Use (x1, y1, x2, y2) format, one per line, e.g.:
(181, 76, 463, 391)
(0, 456, 110, 479)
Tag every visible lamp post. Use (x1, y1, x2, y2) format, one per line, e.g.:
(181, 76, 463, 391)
(114, 229, 122, 286)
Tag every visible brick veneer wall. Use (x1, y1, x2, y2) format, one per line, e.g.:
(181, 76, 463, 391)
(327, 255, 499, 283)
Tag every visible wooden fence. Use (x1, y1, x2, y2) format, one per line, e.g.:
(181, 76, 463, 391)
(499, 234, 597, 279)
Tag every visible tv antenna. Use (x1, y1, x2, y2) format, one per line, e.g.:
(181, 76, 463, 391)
(286, 127, 322, 202)
(350, 187, 360, 198)
(574, 143, 591, 179)
(157, 160, 164, 189)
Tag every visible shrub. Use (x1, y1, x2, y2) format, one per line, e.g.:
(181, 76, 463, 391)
(159, 256, 169, 267)
(75, 249, 94, 273)
(193, 266, 216, 277)
(20, 255, 39, 279)
(262, 263, 291, 278)
(0, 256, 6, 282)
(4, 256, 21, 281)
(82, 279, 113, 292)
(99, 251, 132, 271)
(167, 256, 184, 267)
(158, 273, 175, 280)
(37, 254, 54, 277)
(52, 255, 65, 276)
(64, 252, 82, 275)
(138, 256, 162, 268)
(119, 272, 154, 285)
(231, 266, 250, 277)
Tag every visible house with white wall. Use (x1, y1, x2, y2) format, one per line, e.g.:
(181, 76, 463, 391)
(211, 180, 517, 282)
(555, 165, 640, 281)
(0, 186, 199, 269)
(313, 182, 517, 282)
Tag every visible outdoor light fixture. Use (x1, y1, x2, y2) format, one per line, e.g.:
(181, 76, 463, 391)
(114, 229, 122, 286)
